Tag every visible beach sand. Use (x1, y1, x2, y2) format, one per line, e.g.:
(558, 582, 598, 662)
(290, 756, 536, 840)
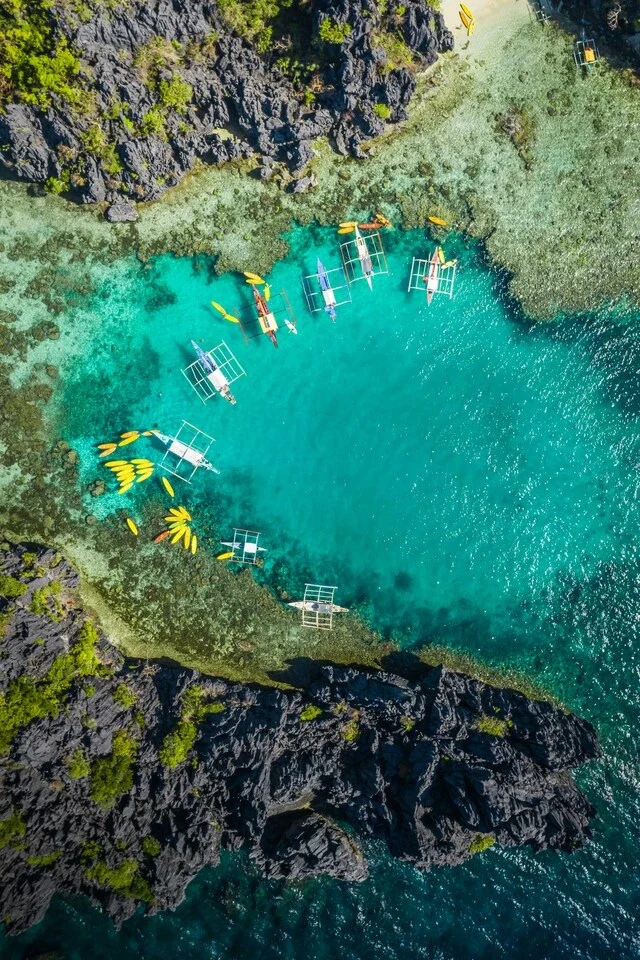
(441, 0, 530, 56)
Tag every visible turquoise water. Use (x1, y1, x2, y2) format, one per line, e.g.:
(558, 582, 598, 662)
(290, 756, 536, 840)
(5, 225, 640, 957)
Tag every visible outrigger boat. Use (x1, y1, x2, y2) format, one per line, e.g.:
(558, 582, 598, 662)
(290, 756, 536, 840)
(152, 429, 220, 474)
(354, 226, 374, 290)
(220, 540, 267, 555)
(317, 258, 337, 321)
(424, 250, 440, 305)
(252, 286, 278, 347)
(288, 599, 349, 614)
(190, 340, 236, 404)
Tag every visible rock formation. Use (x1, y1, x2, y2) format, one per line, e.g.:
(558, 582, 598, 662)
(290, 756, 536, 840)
(0, 0, 453, 210)
(0, 543, 600, 935)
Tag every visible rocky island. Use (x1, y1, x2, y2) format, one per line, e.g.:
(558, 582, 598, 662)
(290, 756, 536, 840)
(0, 543, 600, 935)
(0, 0, 452, 213)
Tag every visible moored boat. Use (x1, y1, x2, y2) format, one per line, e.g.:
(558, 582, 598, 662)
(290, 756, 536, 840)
(288, 600, 349, 614)
(317, 258, 337, 321)
(425, 250, 440, 305)
(190, 340, 236, 404)
(354, 227, 374, 289)
(152, 430, 220, 474)
(253, 286, 278, 347)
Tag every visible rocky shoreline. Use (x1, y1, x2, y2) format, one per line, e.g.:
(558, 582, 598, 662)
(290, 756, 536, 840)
(0, 543, 600, 935)
(0, 0, 452, 216)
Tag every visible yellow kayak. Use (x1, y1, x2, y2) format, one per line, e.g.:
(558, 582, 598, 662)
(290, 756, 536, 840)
(428, 215, 447, 227)
(216, 551, 233, 561)
(118, 435, 139, 447)
(460, 3, 474, 18)
(118, 482, 134, 494)
(437, 246, 446, 264)
(191, 535, 198, 555)
(184, 528, 192, 550)
(126, 518, 138, 536)
(161, 476, 175, 498)
(105, 460, 128, 467)
(171, 526, 187, 545)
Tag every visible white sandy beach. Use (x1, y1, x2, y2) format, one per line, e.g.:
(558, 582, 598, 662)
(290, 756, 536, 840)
(441, 0, 530, 56)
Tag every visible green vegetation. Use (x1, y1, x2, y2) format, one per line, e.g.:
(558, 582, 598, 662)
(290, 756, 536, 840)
(373, 31, 413, 69)
(0, 809, 26, 849)
(67, 748, 90, 779)
(475, 715, 512, 737)
(0, 575, 26, 599)
(300, 704, 323, 722)
(29, 580, 63, 620)
(81, 840, 102, 861)
(21, 552, 37, 568)
(141, 836, 161, 856)
(74, 620, 102, 675)
(159, 719, 197, 769)
(80, 125, 122, 175)
(318, 17, 352, 44)
(140, 106, 167, 139)
(468, 834, 496, 854)
(26, 849, 61, 867)
(159, 685, 225, 768)
(113, 684, 136, 709)
(44, 172, 71, 194)
(133, 36, 181, 79)
(158, 77, 193, 112)
(342, 720, 360, 742)
(274, 56, 319, 91)
(373, 102, 392, 120)
(89, 729, 138, 808)
(85, 857, 154, 902)
(181, 685, 226, 722)
(0, 0, 82, 109)
(399, 716, 415, 732)
(216, 0, 293, 48)
(0, 618, 103, 753)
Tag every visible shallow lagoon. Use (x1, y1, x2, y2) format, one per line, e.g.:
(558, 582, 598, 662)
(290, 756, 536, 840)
(59, 226, 640, 679)
(4, 223, 640, 958)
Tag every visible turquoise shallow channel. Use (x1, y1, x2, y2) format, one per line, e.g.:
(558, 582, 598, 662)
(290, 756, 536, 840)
(4, 224, 640, 958)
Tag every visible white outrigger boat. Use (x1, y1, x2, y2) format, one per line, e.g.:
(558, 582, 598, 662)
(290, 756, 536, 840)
(220, 539, 267, 555)
(288, 599, 349, 615)
(354, 226, 374, 289)
(190, 340, 236, 404)
(425, 250, 440, 305)
(317, 258, 337, 321)
(153, 430, 220, 474)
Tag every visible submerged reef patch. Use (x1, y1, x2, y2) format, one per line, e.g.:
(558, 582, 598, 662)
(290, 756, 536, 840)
(0, 544, 600, 935)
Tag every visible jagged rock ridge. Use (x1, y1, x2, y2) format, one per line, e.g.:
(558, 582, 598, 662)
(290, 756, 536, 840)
(0, 0, 453, 213)
(0, 543, 599, 935)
